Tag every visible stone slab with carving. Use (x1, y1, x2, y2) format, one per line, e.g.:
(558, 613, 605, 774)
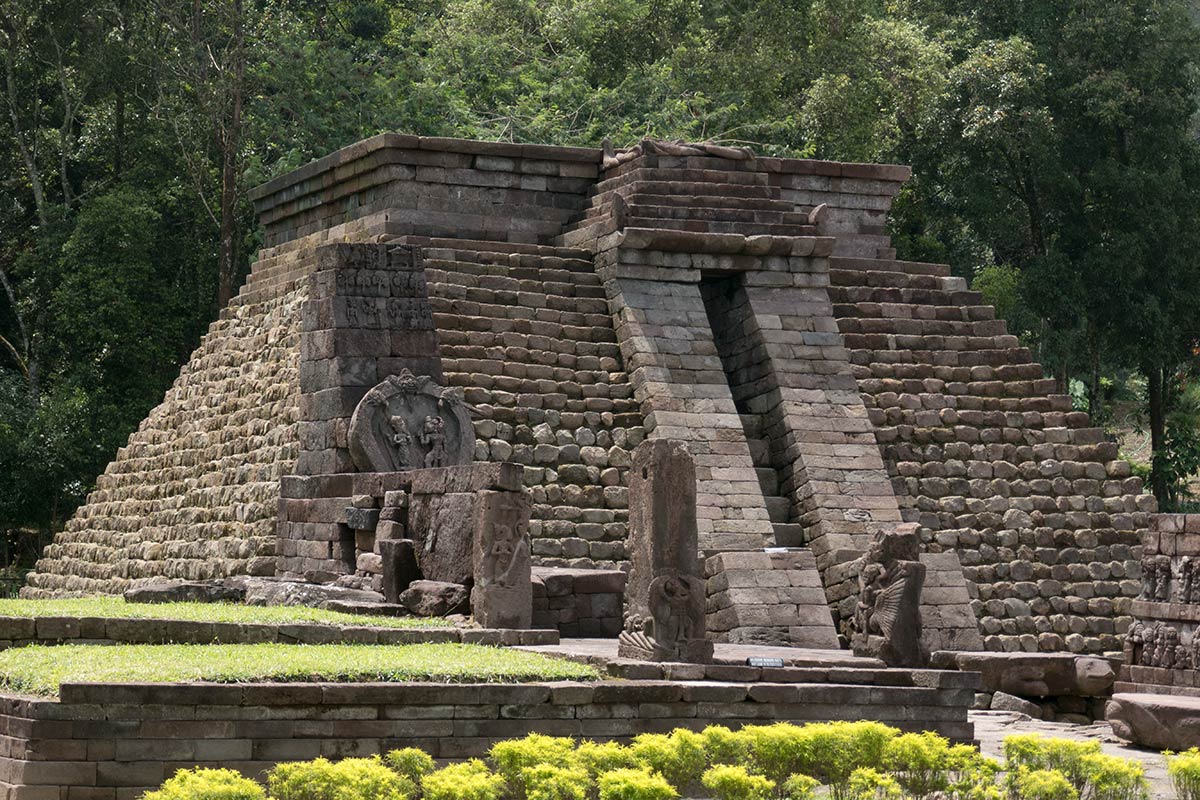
(470, 490, 533, 629)
(618, 439, 713, 663)
(347, 370, 474, 472)
(849, 524, 930, 668)
(1107, 692, 1200, 749)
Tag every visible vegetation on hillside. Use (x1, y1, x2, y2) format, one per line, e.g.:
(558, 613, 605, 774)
(1, 0, 1199, 559)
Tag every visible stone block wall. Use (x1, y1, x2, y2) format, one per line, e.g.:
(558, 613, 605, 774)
(0, 674, 976, 794)
(249, 134, 600, 248)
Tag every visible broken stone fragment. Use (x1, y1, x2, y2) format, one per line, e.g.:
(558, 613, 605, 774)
(123, 580, 244, 605)
(399, 580, 469, 617)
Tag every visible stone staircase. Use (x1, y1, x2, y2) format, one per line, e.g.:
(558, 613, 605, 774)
(741, 413, 806, 548)
(557, 157, 819, 249)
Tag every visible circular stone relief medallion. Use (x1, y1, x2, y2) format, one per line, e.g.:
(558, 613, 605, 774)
(347, 369, 474, 472)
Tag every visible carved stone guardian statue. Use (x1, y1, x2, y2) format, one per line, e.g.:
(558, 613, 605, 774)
(849, 525, 930, 668)
(618, 439, 713, 662)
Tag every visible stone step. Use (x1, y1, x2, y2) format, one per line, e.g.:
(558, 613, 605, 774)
(833, 302, 997, 323)
(620, 202, 811, 226)
(590, 178, 781, 201)
(426, 273, 608, 304)
(828, 285, 984, 307)
(427, 284, 611, 315)
(842, 317, 1010, 338)
(407, 237, 594, 263)
(755, 466, 780, 496)
(848, 348, 1036, 370)
(422, 257, 604, 288)
(766, 495, 792, 524)
(590, 166, 774, 197)
(588, 191, 797, 213)
(830, 256, 953, 278)
(773, 522, 807, 548)
(618, 215, 810, 237)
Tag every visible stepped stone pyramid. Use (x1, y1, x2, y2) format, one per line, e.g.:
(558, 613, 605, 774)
(25, 135, 1154, 654)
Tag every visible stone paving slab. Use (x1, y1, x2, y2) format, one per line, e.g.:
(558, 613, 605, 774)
(970, 711, 1170, 797)
(519, 637, 877, 668)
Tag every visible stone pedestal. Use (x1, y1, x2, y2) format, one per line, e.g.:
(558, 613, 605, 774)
(618, 439, 713, 662)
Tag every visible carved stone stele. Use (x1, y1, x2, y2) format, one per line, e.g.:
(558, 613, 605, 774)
(470, 491, 533, 629)
(849, 524, 929, 667)
(618, 439, 713, 662)
(347, 370, 474, 472)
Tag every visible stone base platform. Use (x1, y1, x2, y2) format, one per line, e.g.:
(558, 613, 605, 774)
(0, 669, 977, 795)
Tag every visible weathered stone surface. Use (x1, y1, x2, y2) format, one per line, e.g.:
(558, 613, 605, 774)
(933, 652, 1116, 697)
(123, 580, 244, 605)
(1107, 693, 1200, 749)
(400, 580, 469, 617)
(618, 439, 712, 662)
(850, 524, 929, 668)
(471, 491, 533, 629)
(990, 691, 1042, 718)
(319, 599, 409, 617)
(348, 370, 474, 472)
(225, 576, 383, 607)
(409, 492, 476, 585)
(380, 539, 421, 604)
(22, 134, 1149, 658)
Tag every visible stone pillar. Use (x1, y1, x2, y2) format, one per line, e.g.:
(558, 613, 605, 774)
(471, 491, 533, 629)
(618, 439, 713, 662)
(296, 242, 441, 476)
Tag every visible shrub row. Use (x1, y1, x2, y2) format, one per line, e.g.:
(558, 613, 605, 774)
(141, 723, 1157, 800)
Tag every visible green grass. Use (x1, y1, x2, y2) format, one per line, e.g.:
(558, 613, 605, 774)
(0, 642, 599, 696)
(0, 597, 445, 628)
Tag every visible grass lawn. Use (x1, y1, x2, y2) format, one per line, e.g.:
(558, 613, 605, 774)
(0, 596, 444, 628)
(0, 642, 599, 696)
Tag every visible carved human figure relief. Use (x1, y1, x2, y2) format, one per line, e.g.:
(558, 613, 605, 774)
(421, 415, 447, 468)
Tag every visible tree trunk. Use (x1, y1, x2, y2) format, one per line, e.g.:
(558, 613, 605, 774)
(216, 0, 244, 309)
(1086, 317, 1102, 423)
(3, 46, 48, 227)
(1148, 365, 1169, 507)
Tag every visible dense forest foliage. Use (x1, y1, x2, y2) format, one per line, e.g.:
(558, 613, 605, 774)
(1, 0, 1199, 566)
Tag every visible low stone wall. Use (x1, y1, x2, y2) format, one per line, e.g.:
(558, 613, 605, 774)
(531, 567, 623, 637)
(0, 675, 976, 794)
(0, 616, 558, 649)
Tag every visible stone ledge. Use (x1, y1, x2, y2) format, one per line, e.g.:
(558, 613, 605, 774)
(0, 617, 559, 649)
(1108, 691, 1200, 749)
(614, 228, 837, 257)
